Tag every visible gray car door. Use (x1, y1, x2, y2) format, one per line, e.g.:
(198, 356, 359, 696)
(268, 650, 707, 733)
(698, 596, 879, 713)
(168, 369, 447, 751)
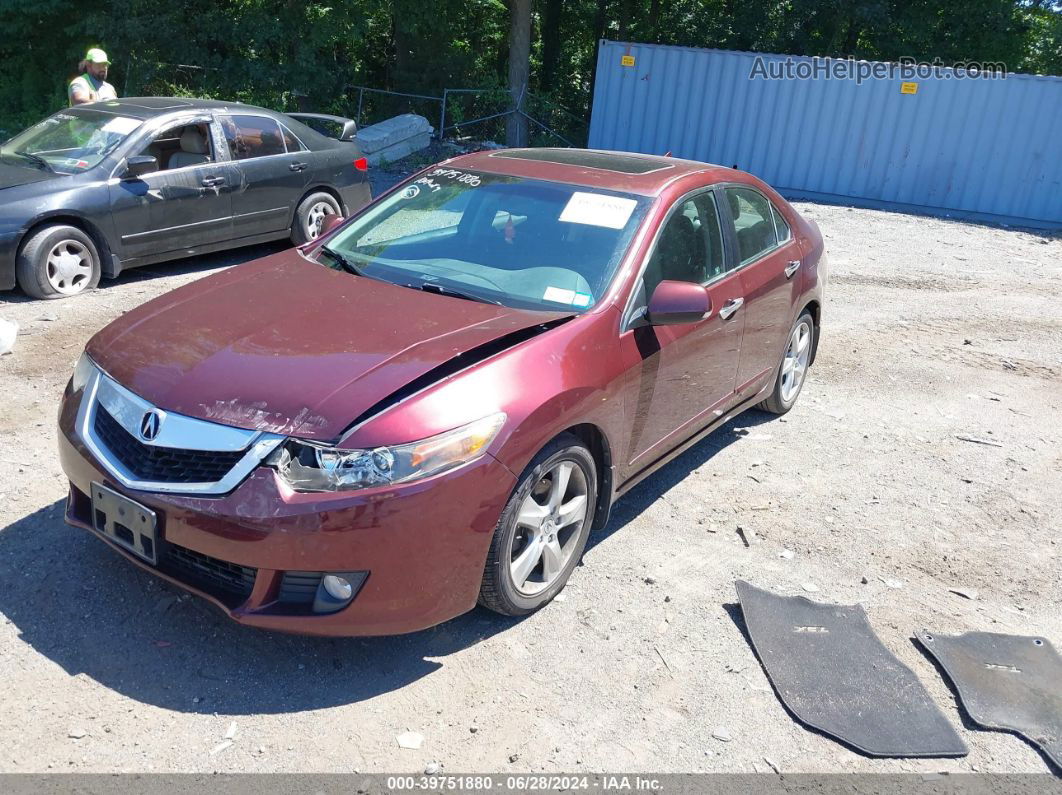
(219, 113, 312, 241)
(108, 115, 235, 261)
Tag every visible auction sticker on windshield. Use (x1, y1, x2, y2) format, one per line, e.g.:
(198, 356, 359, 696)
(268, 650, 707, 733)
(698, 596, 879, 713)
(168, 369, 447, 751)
(560, 191, 638, 229)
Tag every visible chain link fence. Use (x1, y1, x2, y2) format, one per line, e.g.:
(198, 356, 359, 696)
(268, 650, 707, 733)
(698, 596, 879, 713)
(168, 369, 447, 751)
(121, 59, 587, 148)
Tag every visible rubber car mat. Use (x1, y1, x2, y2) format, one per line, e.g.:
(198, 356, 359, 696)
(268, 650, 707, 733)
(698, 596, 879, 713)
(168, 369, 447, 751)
(735, 580, 967, 757)
(917, 630, 1062, 770)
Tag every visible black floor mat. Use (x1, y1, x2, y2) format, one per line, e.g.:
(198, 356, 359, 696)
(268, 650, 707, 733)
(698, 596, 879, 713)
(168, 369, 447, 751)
(917, 629, 1062, 770)
(735, 580, 967, 757)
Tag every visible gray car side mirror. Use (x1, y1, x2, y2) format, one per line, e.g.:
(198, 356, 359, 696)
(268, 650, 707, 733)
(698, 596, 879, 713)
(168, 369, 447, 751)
(123, 155, 158, 179)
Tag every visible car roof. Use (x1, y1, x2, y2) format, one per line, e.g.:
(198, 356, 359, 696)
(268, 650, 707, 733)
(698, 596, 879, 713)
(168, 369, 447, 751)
(446, 148, 740, 197)
(77, 97, 282, 120)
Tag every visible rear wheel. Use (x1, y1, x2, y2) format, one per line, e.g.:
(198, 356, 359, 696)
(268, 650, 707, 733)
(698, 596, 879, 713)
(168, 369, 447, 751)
(16, 224, 101, 299)
(291, 191, 341, 245)
(758, 310, 814, 415)
(479, 435, 597, 616)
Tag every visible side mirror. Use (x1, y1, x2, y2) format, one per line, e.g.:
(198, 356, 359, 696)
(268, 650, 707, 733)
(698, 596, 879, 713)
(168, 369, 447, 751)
(123, 155, 157, 179)
(646, 280, 711, 326)
(319, 213, 345, 236)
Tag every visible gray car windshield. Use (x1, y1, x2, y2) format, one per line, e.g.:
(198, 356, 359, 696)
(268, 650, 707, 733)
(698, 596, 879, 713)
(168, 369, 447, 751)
(0, 109, 142, 175)
(322, 168, 649, 312)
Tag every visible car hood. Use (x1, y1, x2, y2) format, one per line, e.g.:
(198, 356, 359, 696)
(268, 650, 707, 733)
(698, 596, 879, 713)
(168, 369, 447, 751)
(86, 250, 571, 441)
(0, 158, 60, 190)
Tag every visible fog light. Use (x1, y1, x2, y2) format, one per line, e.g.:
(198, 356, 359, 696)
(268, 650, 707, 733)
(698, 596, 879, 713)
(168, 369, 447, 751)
(312, 571, 367, 614)
(323, 575, 352, 600)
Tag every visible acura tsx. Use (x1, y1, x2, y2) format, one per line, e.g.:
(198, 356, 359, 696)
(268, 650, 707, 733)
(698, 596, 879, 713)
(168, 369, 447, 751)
(58, 147, 826, 635)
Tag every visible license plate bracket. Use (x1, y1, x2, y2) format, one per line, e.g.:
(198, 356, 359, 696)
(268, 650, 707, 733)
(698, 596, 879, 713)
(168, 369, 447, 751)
(90, 482, 158, 564)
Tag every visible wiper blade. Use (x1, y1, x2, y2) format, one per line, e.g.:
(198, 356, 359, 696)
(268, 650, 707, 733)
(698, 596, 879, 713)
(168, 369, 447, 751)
(12, 150, 53, 172)
(408, 281, 503, 306)
(319, 245, 365, 276)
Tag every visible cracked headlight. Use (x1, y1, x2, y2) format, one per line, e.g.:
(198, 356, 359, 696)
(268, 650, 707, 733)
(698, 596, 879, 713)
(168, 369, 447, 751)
(270, 413, 506, 492)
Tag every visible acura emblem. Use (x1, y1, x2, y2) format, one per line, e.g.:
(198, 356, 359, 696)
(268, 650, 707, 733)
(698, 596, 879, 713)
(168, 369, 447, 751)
(139, 410, 162, 441)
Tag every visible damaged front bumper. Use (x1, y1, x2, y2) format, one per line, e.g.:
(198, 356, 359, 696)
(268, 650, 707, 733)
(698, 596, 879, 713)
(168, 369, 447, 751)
(57, 382, 517, 637)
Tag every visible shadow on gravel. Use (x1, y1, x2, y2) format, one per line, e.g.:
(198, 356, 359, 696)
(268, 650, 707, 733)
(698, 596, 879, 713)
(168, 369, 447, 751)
(586, 410, 778, 554)
(0, 500, 526, 715)
(0, 411, 780, 715)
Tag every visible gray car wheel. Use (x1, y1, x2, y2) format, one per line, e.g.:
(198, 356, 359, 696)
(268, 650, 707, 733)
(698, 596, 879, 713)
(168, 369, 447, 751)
(16, 224, 102, 300)
(291, 192, 341, 245)
(479, 434, 597, 616)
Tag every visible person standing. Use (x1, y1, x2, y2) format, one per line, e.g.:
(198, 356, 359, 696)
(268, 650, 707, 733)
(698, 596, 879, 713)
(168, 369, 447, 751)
(69, 48, 118, 106)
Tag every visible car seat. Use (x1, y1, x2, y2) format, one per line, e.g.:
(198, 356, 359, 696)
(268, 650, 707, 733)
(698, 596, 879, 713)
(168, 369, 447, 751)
(168, 128, 211, 168)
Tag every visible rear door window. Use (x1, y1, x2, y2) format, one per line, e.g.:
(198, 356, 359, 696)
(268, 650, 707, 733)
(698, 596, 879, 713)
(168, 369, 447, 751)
(220, 115, 287, 160)
(724, 187, 781, 265)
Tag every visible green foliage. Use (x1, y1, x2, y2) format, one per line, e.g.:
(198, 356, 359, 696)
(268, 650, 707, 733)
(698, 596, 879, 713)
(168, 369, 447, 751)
(1, 0, 1059, 138)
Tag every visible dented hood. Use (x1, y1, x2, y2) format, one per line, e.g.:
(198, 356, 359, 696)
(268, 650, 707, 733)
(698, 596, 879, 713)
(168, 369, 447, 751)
(87, 250, 569, 440)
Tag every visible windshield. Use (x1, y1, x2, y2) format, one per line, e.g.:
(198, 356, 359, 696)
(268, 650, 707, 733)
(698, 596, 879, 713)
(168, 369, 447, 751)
(322, 167, 649, 312)
(0, 109, 142, 175)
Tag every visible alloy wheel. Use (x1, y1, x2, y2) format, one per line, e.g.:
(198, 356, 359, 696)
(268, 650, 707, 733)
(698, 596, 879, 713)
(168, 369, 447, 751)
(45, 239, 93, 295)
(305, 201, 335, 240)
(780, 319, 813, 403)
(509, 460, 589, 596)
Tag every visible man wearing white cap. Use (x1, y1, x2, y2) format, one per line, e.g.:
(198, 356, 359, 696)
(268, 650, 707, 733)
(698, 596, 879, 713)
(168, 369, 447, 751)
(69, 48, 118, 106)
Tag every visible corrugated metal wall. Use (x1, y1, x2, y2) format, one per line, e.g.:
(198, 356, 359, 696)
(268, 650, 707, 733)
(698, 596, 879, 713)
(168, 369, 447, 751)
(589, 41, 1062, 228)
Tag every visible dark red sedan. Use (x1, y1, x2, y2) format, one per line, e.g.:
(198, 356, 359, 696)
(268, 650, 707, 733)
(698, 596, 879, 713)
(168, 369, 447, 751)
(58, 148, 826, 635)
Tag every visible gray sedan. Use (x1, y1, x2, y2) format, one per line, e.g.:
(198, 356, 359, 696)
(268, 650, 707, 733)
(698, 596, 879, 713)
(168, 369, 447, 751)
(0, 97, 372, 299)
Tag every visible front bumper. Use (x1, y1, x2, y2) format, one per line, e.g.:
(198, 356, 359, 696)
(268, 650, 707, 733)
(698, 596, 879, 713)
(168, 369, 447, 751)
(58, 386, 517, 636)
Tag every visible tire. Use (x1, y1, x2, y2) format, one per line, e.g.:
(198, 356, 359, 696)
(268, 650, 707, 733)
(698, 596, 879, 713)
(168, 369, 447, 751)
(758, 310, 815, 415)
(16, 224, 101, 300)
(479, 434, 598, 616)
(290, 191, 341, 245)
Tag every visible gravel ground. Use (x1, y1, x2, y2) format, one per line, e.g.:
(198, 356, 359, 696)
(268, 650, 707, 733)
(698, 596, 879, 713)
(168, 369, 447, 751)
(0, 177, 1060, 775)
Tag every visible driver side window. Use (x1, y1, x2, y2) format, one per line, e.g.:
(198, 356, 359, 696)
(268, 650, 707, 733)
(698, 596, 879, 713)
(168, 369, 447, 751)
(642, 192, 724, 299)
(137, 122, 214, 173)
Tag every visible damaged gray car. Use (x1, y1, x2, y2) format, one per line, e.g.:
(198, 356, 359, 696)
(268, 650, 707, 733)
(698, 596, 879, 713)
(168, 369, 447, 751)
(0, 97, 371, 299)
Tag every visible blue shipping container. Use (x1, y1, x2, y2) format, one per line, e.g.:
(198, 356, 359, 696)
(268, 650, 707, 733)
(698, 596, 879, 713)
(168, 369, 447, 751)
(589, 41, 1062, 229)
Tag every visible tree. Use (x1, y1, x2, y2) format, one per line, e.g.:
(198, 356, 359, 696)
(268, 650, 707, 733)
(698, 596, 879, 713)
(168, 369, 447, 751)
(507, 0, 532, 146)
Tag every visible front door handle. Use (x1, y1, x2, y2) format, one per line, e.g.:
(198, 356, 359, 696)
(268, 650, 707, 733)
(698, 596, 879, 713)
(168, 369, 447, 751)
(785, 259, 801, 279)
(201, 176, 225, 187)
(289, 162, 308, 172)
(719, 297, 744, 320)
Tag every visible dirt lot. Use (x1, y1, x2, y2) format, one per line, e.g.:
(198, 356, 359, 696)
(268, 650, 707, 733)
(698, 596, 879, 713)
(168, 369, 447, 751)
(0, 184, 1060, 774)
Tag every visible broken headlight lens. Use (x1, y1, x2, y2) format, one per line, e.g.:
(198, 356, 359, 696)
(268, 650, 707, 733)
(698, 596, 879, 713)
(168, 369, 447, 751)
(270, 413, 506, 492)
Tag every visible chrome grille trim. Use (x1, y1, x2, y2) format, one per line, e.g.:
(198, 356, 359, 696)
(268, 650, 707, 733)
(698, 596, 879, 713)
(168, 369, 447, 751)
(76, 368, 284, 495)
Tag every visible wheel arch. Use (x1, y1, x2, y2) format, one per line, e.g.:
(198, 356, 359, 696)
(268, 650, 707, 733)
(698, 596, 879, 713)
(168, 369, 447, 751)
(800, 298, 821, 365)
(17, 214, 117, 278)
(293, 185, 345, 223)
(561, 422, 615, 534)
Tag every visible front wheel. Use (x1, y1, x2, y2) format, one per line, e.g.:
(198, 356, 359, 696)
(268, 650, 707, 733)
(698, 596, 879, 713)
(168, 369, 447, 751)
(758, 310, 815, 415)
(478, 435, 598, 616)
(16, 224, 101, 299)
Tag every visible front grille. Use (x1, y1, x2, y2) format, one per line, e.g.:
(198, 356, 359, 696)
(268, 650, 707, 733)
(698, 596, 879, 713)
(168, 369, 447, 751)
(278, 571, 324, 605)
(93, 406, 244, 484)
(159, 543, 257, 606)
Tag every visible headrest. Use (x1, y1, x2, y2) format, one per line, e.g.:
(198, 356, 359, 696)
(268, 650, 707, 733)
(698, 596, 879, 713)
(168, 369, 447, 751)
(180, 128, 208, 154)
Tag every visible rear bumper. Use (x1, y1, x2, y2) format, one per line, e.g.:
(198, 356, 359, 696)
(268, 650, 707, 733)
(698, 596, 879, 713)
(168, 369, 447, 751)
(58, 387, 516, 636)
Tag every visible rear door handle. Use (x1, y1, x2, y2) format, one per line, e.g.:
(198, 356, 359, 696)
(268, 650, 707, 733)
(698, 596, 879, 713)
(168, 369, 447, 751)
(201, 176, 225, 187)
(719, 297, 744, 320)
(289, 162, 308, 172)
(785, 260, 801, 278)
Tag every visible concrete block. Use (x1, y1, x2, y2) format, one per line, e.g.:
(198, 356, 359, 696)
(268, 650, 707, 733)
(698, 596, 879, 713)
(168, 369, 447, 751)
(356, 114, 434, 155)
